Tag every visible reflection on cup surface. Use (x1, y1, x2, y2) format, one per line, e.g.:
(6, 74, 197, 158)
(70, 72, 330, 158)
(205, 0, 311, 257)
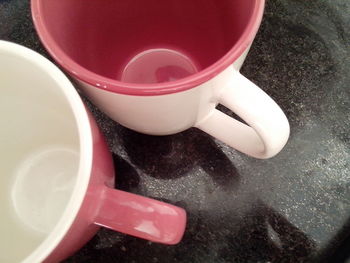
(121, 48, 199, 84)
(11, 147, 78, 234)
(33, 0, 289, 159)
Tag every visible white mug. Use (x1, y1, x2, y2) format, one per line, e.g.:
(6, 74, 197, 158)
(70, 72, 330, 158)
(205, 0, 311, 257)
(32, 0, 289, 159)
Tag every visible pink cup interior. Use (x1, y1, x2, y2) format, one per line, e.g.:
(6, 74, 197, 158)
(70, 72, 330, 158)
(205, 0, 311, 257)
(32, 0, 264, 95)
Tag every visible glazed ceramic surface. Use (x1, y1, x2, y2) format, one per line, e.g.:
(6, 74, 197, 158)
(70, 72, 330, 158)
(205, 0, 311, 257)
(31, 0, 289, 159)
(0, 41, 186, 263)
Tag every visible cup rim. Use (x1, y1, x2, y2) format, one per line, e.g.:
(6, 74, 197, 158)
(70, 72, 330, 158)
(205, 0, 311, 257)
(31, 0, 265, 96)
(0, 41, 94, 263)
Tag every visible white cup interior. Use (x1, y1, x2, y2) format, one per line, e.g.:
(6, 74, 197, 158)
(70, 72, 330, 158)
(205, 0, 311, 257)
(0, 42, 88, 263)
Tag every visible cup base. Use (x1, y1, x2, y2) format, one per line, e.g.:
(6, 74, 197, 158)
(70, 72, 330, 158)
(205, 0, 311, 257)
(11, 146, 78, 234)
(120, 48, 199, 84)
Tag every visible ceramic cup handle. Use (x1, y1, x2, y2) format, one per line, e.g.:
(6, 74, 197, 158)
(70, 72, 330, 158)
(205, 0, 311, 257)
(196, 71, 290, 159)
(94, 187, 186, 244)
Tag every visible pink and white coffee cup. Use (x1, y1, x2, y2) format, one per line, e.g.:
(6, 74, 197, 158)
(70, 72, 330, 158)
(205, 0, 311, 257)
(0, 41, 186, 263)
(31, 0, 289, 159)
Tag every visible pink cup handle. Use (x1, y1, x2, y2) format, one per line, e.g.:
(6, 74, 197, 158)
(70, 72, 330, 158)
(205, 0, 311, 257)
(94, 187, 186, 244)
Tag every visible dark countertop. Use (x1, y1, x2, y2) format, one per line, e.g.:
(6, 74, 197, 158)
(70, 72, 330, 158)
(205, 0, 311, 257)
(1, 0, 349, 262)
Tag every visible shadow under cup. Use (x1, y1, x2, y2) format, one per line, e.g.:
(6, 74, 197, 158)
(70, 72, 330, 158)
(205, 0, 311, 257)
(0, 46, 80, 262)
(37, 0, 256, 84)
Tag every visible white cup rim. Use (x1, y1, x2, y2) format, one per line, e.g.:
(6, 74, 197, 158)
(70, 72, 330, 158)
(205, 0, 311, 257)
(0, 41, 93, 263)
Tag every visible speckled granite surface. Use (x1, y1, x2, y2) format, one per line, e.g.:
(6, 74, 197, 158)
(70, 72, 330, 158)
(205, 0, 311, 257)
(1, 0, 349, 262)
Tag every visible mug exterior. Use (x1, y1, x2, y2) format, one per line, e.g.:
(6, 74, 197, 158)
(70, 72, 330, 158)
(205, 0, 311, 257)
(40, 111, 115, 263)
(0, 41, 108, 263)
(43, 111, 186, 263)
(31, 0, 260, 135)
(76, 49, 250, 136)
(31, 0, 289, 159)
(1, 41, 186, 263)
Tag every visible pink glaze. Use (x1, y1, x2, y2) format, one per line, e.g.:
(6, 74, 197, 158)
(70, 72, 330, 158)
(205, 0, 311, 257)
(44, 111, 186, 263)
(31, 0, 265, 95)
(1, 40, 186, 263)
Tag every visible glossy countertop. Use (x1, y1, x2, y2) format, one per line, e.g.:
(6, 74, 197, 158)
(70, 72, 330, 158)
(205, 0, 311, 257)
(1, 0, 349, 262)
